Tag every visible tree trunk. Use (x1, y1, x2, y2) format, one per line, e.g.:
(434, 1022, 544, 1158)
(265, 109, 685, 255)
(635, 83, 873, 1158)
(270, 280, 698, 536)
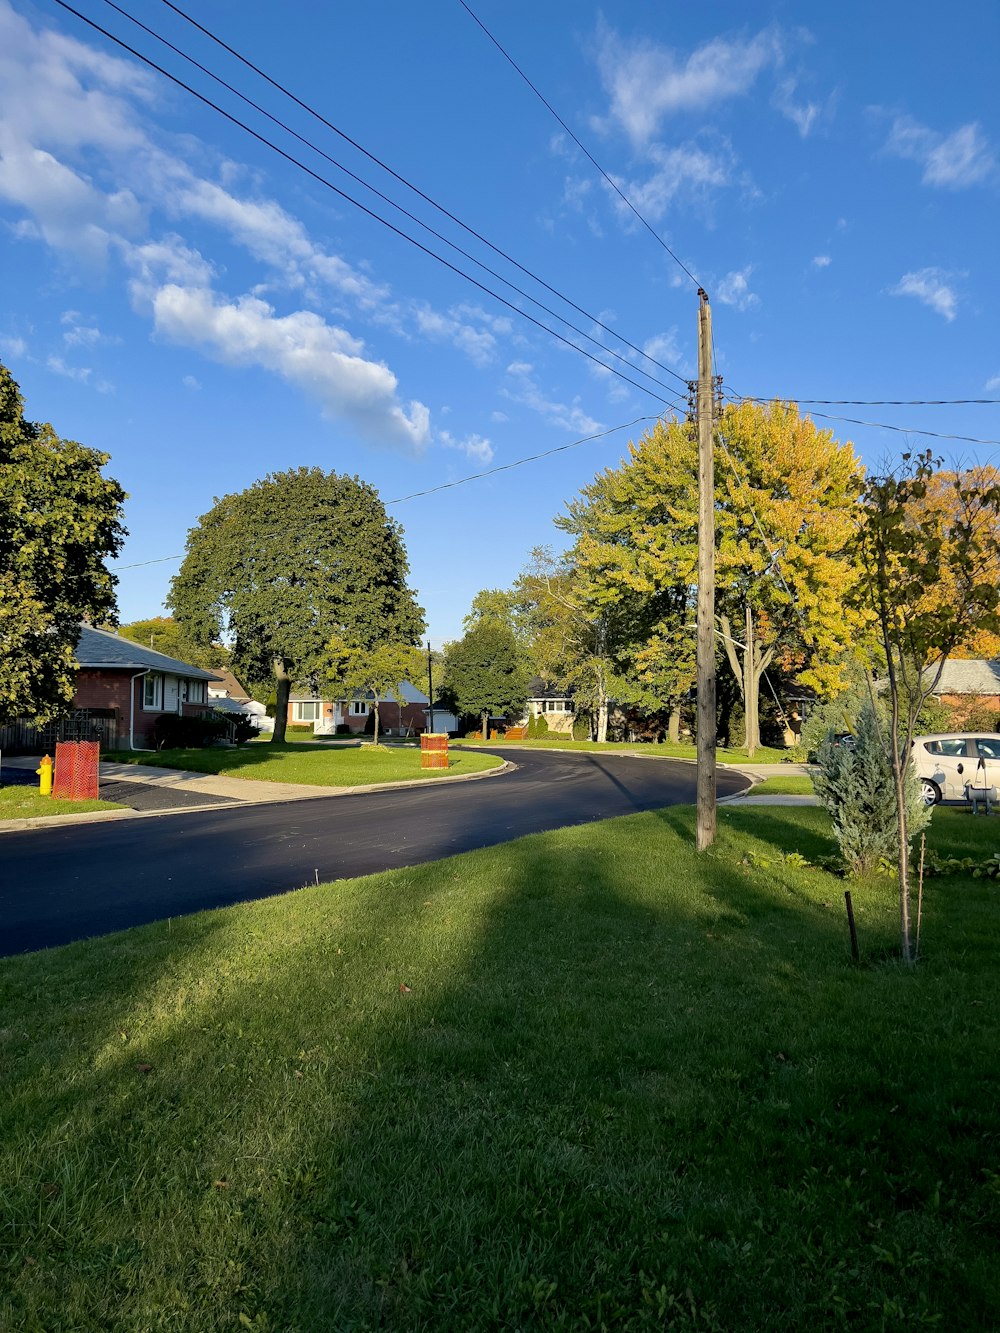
(668, 705, 681, 745)
(372, 694, 381, 745)
(272, 659, 291, 743)
(720, 608, 773, 758)
(596, 683, 609, 743)
(482, 709, 490, 742)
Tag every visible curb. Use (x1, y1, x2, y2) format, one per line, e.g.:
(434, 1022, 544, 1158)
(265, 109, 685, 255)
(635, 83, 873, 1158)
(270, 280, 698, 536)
(0, 759, 516, 834)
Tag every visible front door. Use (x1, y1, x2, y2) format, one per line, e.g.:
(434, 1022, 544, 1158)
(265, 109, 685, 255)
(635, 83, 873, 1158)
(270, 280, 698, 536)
(163, 674, 180, 714)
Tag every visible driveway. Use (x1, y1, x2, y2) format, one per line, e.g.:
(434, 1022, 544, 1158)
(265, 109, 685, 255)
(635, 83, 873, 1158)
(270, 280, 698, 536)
(0, 747, 748, 957)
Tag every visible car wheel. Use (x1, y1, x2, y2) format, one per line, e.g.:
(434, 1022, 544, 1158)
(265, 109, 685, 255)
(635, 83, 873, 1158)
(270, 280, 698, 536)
(920, 778, 941, 807)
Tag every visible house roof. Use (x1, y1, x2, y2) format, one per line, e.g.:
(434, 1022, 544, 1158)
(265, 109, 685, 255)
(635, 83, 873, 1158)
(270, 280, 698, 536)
(206, 668, 251, 701)
(74, 625, 220, 681)
(933, 659, 1000, 696)
(527, 675, 573, 701)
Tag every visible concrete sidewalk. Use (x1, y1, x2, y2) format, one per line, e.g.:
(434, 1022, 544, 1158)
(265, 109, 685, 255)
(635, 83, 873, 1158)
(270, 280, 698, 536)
(1, 753, 514, 832)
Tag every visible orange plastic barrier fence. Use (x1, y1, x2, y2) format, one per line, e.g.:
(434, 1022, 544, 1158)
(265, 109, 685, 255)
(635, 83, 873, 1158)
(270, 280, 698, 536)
(420, 732, 449, 769)
(53, 740, 100, 800)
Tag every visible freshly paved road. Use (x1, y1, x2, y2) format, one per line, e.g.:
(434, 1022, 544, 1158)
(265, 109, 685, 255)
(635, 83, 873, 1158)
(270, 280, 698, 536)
(1, 748, 748, 957)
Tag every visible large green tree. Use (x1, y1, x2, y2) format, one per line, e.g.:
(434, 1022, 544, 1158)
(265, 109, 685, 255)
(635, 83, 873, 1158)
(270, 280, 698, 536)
(117, 617, 230, 672)
(443, 620, 530, 740)
(169, 468, 424, 743)
(0, 361, 126, 723)
(560, 403, 865, 755)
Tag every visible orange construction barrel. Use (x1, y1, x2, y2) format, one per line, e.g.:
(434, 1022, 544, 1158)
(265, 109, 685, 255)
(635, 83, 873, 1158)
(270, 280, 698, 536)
(420, 732, 449, 769)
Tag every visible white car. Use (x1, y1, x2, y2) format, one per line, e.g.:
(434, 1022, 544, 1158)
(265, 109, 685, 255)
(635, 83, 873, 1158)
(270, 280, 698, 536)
(911, 732, 1000, 805)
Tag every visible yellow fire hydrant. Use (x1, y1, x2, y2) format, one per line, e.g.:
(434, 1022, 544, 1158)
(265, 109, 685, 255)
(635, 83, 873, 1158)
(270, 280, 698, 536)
(37, 754, 53, 797)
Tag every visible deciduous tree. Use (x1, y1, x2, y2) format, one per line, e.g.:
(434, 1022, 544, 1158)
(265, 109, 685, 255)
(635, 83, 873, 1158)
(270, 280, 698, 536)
(169, 468, 423, 743)
(852, 451, 1000, 962)
(443, 620, 529, 741)
(323, 636, 423, 744)
(0, 361, 126, 723)
(560, 403, 865, 755)
(117, 616, 229, 671)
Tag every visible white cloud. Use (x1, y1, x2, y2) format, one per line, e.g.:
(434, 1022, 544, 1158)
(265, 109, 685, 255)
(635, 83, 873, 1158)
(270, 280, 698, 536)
(490, 410, 509, 423)
(885, 115, 996, 188)
(984, 372, 1000, 392)
(643, 329, 684, 370)
(0, 1, 511, 437)
(439, 430, 494, 465)
(594, 22, 785, 145)
(182, 374, 201, 391)
(413, 306, 496, 367)
(503, 362, 601, 434)
(889, 268, 961, 322)
(716, 266, 759, 311)
(46, 354, 91, 382)
(0, 334, 27, 359)
(149, 284, 431, 451)
(812, 254, 832, 268)
(608, 139, 734, 222)
(771, 78, 823, 137)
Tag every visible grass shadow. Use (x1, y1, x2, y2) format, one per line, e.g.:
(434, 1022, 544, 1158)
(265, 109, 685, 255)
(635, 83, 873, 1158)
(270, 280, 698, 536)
(2, 806, 999, 1328)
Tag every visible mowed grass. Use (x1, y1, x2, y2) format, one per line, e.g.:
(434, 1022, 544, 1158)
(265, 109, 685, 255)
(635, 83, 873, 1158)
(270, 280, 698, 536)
(3, 807, 999, 1330)
(101, 742, 502, 786)
(0, 787, 123, 821)
(455, 735, 793, 763)
(750, 774, 816, 795)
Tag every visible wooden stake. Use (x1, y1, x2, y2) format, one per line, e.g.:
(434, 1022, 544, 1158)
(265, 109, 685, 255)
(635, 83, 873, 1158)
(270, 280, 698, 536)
(916, 832, 926, 960)
(844, 890, 860, 962)
(696, 289, 717, 852)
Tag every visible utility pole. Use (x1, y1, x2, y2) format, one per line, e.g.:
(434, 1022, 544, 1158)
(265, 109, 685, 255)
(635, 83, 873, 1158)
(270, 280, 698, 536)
(695, 289, 717, 851)
(426, 641, 435, 732)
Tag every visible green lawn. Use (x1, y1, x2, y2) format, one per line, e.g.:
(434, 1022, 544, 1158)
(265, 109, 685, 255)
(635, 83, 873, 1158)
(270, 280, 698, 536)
(2, 805, 999, 1330)
(750, 773, 816, 795)
(102, 742, 502, 786)
(454, 735, 794, 764)
(0, 787, 123, 821)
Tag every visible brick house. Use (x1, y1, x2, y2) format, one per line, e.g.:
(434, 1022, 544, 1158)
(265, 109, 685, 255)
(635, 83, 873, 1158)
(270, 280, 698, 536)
(288, 680, 430, 735)
(932, 659, 1000, 724)
(72, 625, 221, 749)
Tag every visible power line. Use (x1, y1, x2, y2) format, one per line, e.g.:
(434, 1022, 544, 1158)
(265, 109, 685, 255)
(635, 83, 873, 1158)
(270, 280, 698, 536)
(113, 415, 660, 571)
(721, 391, 1000, 450)
(98, 0, 689, 400)
(752, 398, 1000, 408)
(54, 0, 684, 410)
(149, 0, 691, 390)
(457, 0, 702, 292)
(385, 416, 656, 503)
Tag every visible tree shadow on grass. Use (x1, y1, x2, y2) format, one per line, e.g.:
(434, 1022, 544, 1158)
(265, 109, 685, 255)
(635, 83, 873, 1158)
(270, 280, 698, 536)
(3, 808, 999, 1330)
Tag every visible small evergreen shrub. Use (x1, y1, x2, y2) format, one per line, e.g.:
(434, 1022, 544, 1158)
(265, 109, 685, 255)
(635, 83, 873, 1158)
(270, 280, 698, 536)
(572, 713, 591, 740)
(814, 701, 931, 878)
(533, 711, 549, 736)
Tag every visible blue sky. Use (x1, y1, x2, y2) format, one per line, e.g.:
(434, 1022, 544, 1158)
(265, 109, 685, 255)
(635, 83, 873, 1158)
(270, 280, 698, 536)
(2, 0, 998, 646)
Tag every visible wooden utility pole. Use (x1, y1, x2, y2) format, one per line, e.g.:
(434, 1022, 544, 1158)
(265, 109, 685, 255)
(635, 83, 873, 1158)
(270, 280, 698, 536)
(426, 641, 435, 732)
(696, 289, 717, 851)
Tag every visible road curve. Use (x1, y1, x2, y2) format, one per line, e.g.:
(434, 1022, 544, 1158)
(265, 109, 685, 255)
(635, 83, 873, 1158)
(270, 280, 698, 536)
(0, 748, 748, 957)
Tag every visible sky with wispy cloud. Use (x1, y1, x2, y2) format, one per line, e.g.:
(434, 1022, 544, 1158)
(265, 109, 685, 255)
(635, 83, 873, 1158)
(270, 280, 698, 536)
(1, 0, 997, 642)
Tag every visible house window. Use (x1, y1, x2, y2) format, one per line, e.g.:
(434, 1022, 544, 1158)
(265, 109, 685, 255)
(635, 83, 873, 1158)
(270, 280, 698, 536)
(294, 700, 320, 722)
(351, 700, 369, 716)
(191, 681, 205, 704)
(142, 673, 162, 710)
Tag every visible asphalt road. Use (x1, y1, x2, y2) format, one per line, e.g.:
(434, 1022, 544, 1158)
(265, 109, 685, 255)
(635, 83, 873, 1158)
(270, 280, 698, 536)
(1, 748, 748, 957)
